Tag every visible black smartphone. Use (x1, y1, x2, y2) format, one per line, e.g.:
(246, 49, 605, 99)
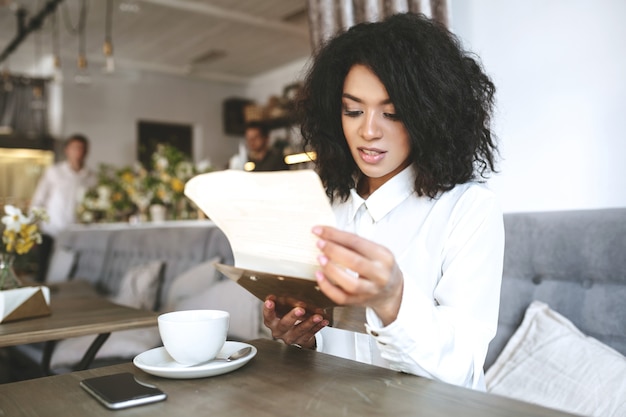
(80, 372, 167, 410)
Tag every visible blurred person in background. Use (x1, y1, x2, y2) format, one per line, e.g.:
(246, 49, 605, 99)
(229, 121, 290, 172)
(31, 133, 96, 282)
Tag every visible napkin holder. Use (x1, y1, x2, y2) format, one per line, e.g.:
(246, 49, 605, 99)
(0, 286, 51, 323)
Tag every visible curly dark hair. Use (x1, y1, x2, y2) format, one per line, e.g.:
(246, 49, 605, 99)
(297, 12, 498, 201)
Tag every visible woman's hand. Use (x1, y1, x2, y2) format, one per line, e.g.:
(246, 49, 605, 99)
(262, 298, 328, 349)
(312, 225, 404, 326)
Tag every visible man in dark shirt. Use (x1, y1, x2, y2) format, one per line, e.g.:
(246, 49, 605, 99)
(244, 121, 290, 171)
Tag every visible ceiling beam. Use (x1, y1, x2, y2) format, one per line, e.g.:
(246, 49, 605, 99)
(83, 53, 251, 85)
(138, 0, 308, 37)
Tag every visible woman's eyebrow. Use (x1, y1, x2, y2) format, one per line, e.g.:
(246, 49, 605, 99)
(342, 93, 392, 105)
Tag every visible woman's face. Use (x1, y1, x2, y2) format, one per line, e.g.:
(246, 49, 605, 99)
(341, 64, 411, 195)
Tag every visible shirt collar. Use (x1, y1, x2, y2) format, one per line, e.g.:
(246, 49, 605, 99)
(348, 166, 416, 223)
(61, 160, 88, 176)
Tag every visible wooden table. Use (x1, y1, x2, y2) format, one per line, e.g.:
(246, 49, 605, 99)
(0, 280, 157, 373)
(0, 338, 578, 417)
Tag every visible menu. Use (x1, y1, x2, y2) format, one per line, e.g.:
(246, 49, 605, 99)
(184, 169, 338, 320)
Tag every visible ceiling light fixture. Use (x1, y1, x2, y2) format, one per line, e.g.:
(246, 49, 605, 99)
(51, 8, 62, 82)
(103, 0, 114, 73)
(63, 0, 90, 84)
(32, 15, 42, 76)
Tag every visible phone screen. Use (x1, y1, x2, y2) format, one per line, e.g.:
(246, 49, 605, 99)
(80, 373, 167, 409)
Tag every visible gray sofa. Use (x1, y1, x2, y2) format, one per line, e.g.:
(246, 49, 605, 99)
(486, 207, 626, 369)
(54, 221, 235, 312)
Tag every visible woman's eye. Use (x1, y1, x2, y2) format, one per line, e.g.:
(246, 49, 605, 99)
(384, 112, 401, 121)
(343, 109, 362, 117)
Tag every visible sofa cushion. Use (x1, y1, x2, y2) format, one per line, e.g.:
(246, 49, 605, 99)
(163, 256, 221, 312)
(486, 301, 626, 417)
(162, 257, 263, 340)
(45, 248, 77, 283)
(173, 279, 263, 341)
(111, 260, 164, 311)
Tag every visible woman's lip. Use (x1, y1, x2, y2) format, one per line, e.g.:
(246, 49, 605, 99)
(358, 147, 386, 163)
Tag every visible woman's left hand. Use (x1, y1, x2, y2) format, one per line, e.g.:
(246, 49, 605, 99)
(312, 225, 404, 326)
(262, 299, 328, 349)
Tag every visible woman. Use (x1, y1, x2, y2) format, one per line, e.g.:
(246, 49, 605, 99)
(263, 13, 504, 390)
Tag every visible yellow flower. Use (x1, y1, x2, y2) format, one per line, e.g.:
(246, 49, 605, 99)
(121, 171, 134, 183)
(112, 192, 123, 202)
(156, 188, 168, 202)
(1, 205, 47, 255)
(3, 230, 16, 252)
(171, 178, 185, 193)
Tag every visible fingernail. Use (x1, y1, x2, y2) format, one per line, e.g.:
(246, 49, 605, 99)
(313, 315, 322, 323)
(315, 270, 325, 282)
(265, 300, 273, 309)
(295, 308, 304, 317)
(316, 239, 327, 249)
(312, 226, 322, 236)
(322, 320, 329, 327)
(317, 254, 328, 266)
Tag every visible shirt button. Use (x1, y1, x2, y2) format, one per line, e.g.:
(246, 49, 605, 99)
(370, 330, 379, 337)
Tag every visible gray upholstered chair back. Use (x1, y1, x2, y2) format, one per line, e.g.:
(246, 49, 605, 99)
(486, 208, 626, 369)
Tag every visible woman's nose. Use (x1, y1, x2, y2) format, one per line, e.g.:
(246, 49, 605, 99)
(359, 111, 383, 140)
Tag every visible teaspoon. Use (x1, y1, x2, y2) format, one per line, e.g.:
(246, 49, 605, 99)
(214, 346, 252, 362)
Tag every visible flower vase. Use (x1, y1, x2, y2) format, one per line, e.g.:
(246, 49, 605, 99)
(149, 204, 167, 222)
(0, 253, 22, 291)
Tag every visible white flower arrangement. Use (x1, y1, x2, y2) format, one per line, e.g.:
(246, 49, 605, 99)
(76, 144, 213, 223)
(2, 205, 48, 255)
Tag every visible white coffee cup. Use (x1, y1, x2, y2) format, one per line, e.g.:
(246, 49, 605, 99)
(158, 310, 229, 365)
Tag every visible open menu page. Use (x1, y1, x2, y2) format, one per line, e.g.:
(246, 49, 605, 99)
(184, 169, 337, 280)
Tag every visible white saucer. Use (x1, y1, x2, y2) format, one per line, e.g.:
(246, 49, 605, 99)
(133, 341, 256, 379)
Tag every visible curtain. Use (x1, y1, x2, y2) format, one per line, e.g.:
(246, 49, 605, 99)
(306, 0, 450, 52)
(0, 75, 49, 138)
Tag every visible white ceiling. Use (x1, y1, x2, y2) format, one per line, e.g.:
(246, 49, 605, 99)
(0, 0, 312, 84)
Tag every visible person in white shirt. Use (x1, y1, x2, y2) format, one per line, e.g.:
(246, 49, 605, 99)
(31, 133, 96, 282)
(262, 13, 504, 390)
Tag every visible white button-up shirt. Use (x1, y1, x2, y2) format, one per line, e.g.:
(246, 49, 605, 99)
(31, 161, 96, 236)
(315, 167, 504, 390)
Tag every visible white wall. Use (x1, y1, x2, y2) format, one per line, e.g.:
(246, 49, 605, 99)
(451, 0, 626, 212)
(245, 57, 310, 102)
(60, 69, 246, 170)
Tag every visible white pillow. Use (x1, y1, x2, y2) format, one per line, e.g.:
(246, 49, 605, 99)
(163, 257, 221, 312)
(174, 279, 263, 340)
(111, 261, 164, 310)
(486, 301, 626, 417)
(45, 248, 77, 283)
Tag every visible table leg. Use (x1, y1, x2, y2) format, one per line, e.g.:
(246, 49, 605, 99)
(41, 341, 57, 376)
(41, 333, 112, 375)
(74, 333, 111, 371)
